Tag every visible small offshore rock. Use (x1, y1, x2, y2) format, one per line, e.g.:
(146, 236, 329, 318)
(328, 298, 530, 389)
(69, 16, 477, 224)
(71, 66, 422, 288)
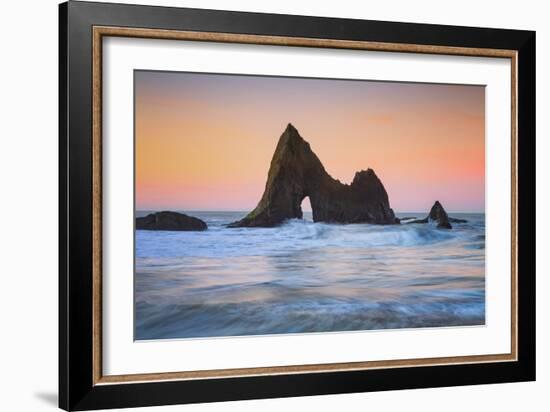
(406, 201, 456, 229)
(136, 211, 207, 231)
(428, 201, 452, 229)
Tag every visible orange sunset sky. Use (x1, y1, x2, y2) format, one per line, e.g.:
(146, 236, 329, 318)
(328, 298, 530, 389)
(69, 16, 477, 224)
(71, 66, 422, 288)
(135, 71, 485, 213)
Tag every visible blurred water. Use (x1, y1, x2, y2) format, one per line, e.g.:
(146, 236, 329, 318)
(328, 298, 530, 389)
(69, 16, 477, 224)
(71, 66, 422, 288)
(135, 211, 485, 340)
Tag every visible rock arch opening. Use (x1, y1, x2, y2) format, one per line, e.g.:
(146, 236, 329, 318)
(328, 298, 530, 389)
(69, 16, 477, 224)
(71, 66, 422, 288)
(300, 196, 313, 221)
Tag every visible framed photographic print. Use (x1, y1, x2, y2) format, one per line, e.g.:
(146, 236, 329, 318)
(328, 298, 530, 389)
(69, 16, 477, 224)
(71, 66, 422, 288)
(59, 1, 536, 410)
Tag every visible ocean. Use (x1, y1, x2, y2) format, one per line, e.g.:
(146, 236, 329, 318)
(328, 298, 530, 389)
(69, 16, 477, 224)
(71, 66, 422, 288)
(135, 211, 485, 340)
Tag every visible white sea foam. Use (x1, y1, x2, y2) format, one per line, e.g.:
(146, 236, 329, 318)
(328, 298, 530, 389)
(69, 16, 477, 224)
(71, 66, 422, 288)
(136, 213, 477, 259)
(135, 212, 485, 340)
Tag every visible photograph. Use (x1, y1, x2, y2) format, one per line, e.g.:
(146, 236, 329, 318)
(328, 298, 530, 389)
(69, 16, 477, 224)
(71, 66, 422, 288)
(134, 71, 486, 340)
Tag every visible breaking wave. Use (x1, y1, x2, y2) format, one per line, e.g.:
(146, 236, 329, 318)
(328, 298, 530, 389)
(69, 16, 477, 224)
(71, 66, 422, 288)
(136, 213, 478, 259)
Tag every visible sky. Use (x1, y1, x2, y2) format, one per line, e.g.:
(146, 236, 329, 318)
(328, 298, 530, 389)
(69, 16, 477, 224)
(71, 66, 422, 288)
(135, 70, 485, 213)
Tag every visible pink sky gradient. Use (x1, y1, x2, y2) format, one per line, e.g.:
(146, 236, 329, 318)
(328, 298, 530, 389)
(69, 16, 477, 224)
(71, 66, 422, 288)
(135, 71, 485, 213)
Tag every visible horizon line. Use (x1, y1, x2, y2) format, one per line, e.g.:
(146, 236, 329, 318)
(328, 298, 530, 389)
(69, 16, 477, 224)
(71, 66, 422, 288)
(136, 208, 486, 214)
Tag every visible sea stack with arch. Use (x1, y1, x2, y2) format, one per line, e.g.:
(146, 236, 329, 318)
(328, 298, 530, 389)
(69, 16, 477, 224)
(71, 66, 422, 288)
(229, 123, 400, 228)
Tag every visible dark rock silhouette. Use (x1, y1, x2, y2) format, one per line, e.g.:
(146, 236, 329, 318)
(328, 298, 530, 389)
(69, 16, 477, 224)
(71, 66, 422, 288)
(136, 211, 207, 231)
(427, 201, 453, 229)
(229, 123, 399, 227)
(407, 201, 453, 229)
